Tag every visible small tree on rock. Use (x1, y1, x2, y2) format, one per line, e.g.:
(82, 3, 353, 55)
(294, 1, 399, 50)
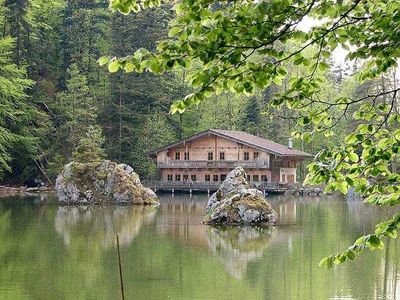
(72, 126, 105, 164)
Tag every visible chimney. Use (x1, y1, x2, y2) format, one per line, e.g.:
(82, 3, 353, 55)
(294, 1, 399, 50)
(288, 137, 293, 149)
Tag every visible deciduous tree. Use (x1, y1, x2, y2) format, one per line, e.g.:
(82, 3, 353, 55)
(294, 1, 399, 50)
(103, 0, 400, 266)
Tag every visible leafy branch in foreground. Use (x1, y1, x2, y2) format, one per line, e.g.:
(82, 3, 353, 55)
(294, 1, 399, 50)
(102, 0, 400, 267)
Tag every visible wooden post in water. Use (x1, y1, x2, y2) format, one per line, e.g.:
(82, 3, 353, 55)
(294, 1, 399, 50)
(116, 233, 125, 300)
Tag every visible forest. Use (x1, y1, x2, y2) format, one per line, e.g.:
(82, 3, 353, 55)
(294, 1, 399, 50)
(0, 0, 398, 189)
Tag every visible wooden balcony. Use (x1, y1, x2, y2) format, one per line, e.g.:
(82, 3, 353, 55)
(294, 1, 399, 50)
(157, 160, 270, 169)
(142, 180, 285, 194)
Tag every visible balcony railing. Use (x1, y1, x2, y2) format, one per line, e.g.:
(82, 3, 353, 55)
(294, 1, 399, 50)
(157, 160, 269, 169)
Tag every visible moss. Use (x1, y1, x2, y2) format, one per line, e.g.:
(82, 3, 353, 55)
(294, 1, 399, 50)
(234, 195, 272, 211)
(58, 159, 158, 205)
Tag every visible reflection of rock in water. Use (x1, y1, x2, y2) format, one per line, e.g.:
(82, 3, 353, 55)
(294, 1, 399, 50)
(55, 206, 157, 249)
(206, 226, 275, 279)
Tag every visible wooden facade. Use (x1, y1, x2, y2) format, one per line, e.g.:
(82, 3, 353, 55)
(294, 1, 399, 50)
(148, 129, 313, 185)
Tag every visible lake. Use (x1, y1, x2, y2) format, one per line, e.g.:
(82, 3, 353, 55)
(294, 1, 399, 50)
(0, 193, 399, 300)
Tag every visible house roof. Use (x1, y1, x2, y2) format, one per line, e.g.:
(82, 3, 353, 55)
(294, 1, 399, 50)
(148, 129, 314, 158)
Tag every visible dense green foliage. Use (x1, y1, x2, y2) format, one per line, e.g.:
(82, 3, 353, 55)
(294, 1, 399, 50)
(0, 0, 320, 183)
(2, 0, 400, 268)
(0, 2, 37, 179)
(105, 0, 400, 266)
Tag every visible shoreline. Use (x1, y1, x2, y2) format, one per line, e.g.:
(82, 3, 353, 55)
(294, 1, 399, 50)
(0, 185, 55, 198)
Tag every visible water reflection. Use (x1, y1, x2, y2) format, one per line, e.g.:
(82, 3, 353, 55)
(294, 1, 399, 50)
(55, 205, 157, 249)
(155, 195, 209, 249)
(206, 226, 275, 279)
(1, 194, 400, 299)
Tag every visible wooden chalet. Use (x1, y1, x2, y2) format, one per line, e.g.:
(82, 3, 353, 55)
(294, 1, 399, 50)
(146, 129, 313, 192)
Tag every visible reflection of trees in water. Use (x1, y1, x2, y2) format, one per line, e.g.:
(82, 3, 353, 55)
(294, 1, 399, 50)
(55, 205, 158, 249)
(206, 226, 276, 279)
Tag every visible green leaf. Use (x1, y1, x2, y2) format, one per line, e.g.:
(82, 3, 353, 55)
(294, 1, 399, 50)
(345, 177, 354, 186)
(300, 116, 311, 125)
(124, 62, 135, 73)
(367, 235, 383, 249)
(337, 182, 348, 194)
(272, 76, 282, 86)
(108, 60, 120, 73)
(149, 60, 161, 73)
(168, 27, 182, 37)
(347, 250, 356, 260)
(293, 56, 304, 65)
(277, 66, 288, 76)
(348, 152, 359, 163)
(98, 56, 109, 66)
(318, 62, 329, 72)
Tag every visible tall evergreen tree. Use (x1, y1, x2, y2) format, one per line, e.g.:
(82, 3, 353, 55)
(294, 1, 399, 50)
(104, 7, 175, 164)
(239, 96, 262, 136)
(0, 13, 37, 180)
(51, 64, 97, 164)
(132, 112, 176, 178)
(3, 0, 31, 67)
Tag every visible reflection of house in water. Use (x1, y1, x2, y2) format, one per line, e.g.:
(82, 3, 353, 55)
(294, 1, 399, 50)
(273, 199, 298, 225)
(156, 196, 303, 279)
(155, 196, 209, 249)
(207, 226, 275, 279)
(55, 206, 157, 249)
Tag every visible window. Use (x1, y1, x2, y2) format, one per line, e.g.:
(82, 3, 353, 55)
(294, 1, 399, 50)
(208, 152, 214, 161)
(167, 174, 173, 181)
(220, 174, 227, 181)
(183, 174, 188, 181)
(175, 174, 181, 181)
(261, 175, 268, 182)
(191, 175, 197, 181)
(246, 175, 250, 181)
(219, 152, 225, 160)
(281, 174, 286, 183)
(213, 175, 219, 182)
(184, 152, 190, 160)
(205, 175, 211, 181)
(254, 152, 259, 159)
(288, 174, 295, 183)
(253, 175, 259, 182)
(175, 152, 181, 160)
(242, 151, 249, 160)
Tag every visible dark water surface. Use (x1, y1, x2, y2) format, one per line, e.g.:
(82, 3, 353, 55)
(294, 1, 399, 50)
(0, 193, 399, 300)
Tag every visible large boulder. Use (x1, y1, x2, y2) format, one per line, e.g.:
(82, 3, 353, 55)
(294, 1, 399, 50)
(55, 160, 158, 205)
(203, 167, 277, 225)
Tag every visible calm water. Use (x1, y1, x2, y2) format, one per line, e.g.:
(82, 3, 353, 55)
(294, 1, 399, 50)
(0, 193, 399, 300)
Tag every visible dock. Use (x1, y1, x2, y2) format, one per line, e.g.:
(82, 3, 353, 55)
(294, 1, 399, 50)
(142, 180, 286, 195)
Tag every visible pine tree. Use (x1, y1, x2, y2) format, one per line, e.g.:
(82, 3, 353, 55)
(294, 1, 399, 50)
(0, 14, 37, 179)
(72, 125, 105, 163)
(3, 0, 31, 67)
(104, 7, 175, 164)
(132, 112, 176, 178)
(239, 96, 262, 135)
(55, 63, 97, 158)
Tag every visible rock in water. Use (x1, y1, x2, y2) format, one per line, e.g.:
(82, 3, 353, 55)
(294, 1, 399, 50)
(56, 160, 158, 205)
(203, 167, 277, 225)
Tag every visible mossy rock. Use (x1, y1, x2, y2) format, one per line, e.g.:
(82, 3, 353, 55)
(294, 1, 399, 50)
(56, 160, 158, 205)
(203, 167, 277, 226)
